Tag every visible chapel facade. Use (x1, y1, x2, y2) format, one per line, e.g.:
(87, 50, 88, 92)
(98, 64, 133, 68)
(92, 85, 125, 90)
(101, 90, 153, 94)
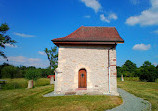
(52, 26, 124, 96)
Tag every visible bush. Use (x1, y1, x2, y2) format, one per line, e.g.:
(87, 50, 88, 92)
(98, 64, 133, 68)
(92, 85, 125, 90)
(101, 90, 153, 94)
(122, 71, 134, 77)
(25, 69, 41, 81)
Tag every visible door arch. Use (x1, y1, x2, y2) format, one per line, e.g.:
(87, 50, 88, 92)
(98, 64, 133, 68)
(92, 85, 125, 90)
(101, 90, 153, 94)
(78, 69, 87, 88)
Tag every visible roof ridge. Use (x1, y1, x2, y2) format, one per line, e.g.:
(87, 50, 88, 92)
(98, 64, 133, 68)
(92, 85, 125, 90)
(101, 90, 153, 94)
(83, 26, 116, 28)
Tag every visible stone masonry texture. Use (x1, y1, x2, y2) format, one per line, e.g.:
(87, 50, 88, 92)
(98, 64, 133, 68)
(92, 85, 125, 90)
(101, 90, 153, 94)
(55, 45, 119, 96)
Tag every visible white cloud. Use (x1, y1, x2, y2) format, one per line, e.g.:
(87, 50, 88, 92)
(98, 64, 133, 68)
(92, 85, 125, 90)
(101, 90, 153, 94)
(130, 0, 140, 5)
(7, 56, 40, 63)
(0, 56, 49, 68)
(81, 0, 102, 13)
(126, 0, 158, 26)
(100, 14, 110, 23)
(28, 58, 41, 62)
(38, 51, 46, 55)
(153, 62, 157, 66)
(109, 13, 118, 20)
(152, 29, 158, 34)
(13, 32, 35, 37)
(132, 44, 151, 50)
(84, 15, 91, 18)
(5, 43, 17, 48)
(100, 13, 118, 23)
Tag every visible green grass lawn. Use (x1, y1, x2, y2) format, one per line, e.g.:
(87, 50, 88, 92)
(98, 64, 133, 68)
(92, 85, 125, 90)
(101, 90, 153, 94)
(117, 79, 158, 111)
(0, 85, 122, 111)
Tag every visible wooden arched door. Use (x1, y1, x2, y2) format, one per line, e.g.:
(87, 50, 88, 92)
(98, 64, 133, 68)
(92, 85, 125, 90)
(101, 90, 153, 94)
(78, 69, 87, 88)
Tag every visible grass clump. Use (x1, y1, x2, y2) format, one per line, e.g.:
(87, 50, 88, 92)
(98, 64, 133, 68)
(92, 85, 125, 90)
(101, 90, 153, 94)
(0, 78, 50, 90)
(117, 77, 139, 82)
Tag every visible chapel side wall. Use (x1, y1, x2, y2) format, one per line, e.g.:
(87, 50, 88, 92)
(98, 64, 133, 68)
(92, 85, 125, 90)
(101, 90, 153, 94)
(55, 45, 118, 95)
(109, 48, 118, 95)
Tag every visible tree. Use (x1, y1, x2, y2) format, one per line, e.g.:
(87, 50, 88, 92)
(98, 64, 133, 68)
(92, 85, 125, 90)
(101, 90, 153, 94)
(1, 65, 18, 78)
(156, 65, 158, 78)
(122, 60, 137, 73)
(25, 69, 41, 88)
(139, 61, 157, 82)
(0, 62, 10, 78)
(41, 68, 52, 78)
(44, 46, 58, 71)
(27, 66, 36, 70)
(134, 67, 142, 77)
(142, 61, 152, 67)
(156, 65, 158, 69)
(121, 60, 137, 77)
(0, 23, 16, 59)
(116, 66, 122, 77)
(25, 69, 41, 81)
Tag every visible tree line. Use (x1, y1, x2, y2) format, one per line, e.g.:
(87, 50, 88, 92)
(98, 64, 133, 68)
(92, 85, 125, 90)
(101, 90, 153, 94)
(117, 60, 158, 82)
(0, 63, 55, 79)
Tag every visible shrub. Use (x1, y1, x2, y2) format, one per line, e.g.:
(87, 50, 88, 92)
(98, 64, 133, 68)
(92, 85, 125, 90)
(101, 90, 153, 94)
(25, 69, 41, 81)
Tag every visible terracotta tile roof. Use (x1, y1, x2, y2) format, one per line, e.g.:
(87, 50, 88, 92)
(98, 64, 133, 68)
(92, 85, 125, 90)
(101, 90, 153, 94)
(52, 26, 124, 45)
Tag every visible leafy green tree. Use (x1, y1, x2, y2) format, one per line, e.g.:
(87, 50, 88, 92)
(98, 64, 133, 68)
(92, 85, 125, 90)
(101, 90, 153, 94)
(19, 65, 27, 70)
(143, 61, 152, 67)
(116, 66, 122, 77)
(122, 60, 137, 73)
(0, 23, 16, 59)
(122, 60, 137, 77)
(27, 66, 36, 70)
(25, 69, 41, 88)
(155, 65, 158, 69)
(134, 67, 142, 77)
(139, 61, 157, 82)
(1, 65, 18, 78)
(0, 66, 2, 78)
(41, 68, 52, 78)
(44, 46, 58, 72)
(25, 69, 41, 81)
(156, 65, 158, 78)
(0, 63, 11, 78)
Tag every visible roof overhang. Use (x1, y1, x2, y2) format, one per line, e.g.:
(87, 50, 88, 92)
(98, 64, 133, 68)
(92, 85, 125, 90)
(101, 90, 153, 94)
(52, 40, 124, 46)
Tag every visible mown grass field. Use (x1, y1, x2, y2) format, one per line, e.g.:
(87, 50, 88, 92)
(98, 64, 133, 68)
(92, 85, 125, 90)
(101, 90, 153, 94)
(117, 79, 158, 111)
(0, 84, 122, 111)
(2, 77, 157, 111)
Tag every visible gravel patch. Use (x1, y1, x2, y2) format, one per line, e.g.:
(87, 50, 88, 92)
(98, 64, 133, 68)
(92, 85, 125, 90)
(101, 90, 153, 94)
(43, 91, 64, 97)
(106, 88, 151, 111)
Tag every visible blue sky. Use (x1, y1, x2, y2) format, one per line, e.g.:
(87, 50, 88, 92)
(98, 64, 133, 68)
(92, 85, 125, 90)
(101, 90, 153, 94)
(0, 0, 158, 68)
